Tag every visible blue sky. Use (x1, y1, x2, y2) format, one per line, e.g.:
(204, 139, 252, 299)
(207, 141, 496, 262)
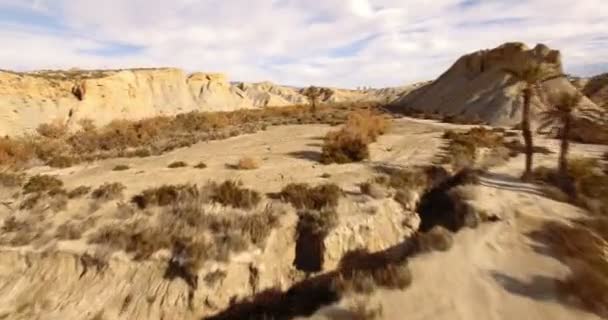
(0, 0, 607, 88)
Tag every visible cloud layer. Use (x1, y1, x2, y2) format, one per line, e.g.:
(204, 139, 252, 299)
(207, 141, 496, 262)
(1, 0, 607, 87)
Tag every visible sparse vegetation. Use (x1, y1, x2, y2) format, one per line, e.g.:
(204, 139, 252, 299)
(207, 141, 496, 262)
(440, 127, 512, 169)
(533, 157, 608, 214)
(321, 110, 390, 164)
(22, 175, 63, 194)
(67, 186, 91, 199)
(278, 183, 342, 210)
(210, 180, 261, 209)
(531, 218, 608, 318)
(36, 119, 68, 139)
(91, 182, 126, 201)
(131, 184, 199, 209)
(168, 161, 188, 168)
(1, 102, 383, 168)
(89, 196, 281, 281)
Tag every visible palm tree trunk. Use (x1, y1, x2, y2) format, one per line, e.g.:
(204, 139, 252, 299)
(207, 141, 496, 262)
(521, 87, 534, 180)
(558, 113, 575, 197)
(558, 114, 571, 176)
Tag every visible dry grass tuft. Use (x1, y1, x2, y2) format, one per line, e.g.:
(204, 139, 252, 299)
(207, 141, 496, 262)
(68, 186, 91, 199)
(0, 137, 36, 167)
(236, 157, 259, 170)
(36, 119, 68, 139)
(336, 249, 412, 294)
(131, 184, 199, 209)
(112, 164, 130, 171)
(210, 180, 261, 209)
(168, 161, 188, 168)
(23, 175, 63, 194)
(531, 219, 608, 317)
(91, 182, 126, 201)
(278, 183, 342, 210)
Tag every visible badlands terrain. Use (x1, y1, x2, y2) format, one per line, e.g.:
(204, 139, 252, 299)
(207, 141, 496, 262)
(0, 42, 607, 320)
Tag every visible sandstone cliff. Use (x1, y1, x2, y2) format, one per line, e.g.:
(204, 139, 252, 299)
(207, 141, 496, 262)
(0, 68, 405, 137)
(394, 42, 599, 125)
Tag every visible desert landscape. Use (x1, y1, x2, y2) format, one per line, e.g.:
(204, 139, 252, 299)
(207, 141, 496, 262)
(1, 36, 608, 320)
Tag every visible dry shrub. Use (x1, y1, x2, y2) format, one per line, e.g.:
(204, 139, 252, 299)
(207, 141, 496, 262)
(210, 180, 261, 209)
(23, 175, 63, 194)
(68, 185, 91, 198)
(533, 158, 608, 213)
(131, 184, 200, 209)
(0, 137, 35, 167)
(279, 183, 342, 210)
(168, 161, 188, 168)
(321, 110, 390, 164)
(36, 119, 68, 139)
(336, 249, 412, 294)
(0, 216, 45, 246)
(236, 157, 259, 170)
(91, 182, 126, 201)
(78, 118, 96, 132)
(55, 222, 83, 240)
(194, 162, 207, 169)
(532, 219, 608, 317)
(47, 155, 77, 168)
(20, 191, 68, 213)
(344, 110, 391, 142)
(321, 129, 370, 164)
(112, 164, 130, 171)
(89, 198, 281, 279)
(441, 127, 508, 169)
(0, 172, 25, 187)
(360, 182, 390, 199)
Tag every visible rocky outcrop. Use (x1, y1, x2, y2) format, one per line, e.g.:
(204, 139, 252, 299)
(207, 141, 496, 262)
(394, 42, 598, 125)
(0, 195, 417, 320)
(581, 73, 608, 109)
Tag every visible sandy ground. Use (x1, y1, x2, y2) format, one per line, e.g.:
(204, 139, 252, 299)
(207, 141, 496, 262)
(309, 127, 608, 320)
(22, 117, 457, 197)
(3, 116, 608, 320)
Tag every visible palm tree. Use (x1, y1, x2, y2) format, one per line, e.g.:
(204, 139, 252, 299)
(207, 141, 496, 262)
(538, 92, 604, 194)
(504, 62, 563, 181)
(302, 86, 325, 114)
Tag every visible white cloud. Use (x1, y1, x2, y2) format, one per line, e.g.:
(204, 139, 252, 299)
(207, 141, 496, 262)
(0, 0, 607, 87)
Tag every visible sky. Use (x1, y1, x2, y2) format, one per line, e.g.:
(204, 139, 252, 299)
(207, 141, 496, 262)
(0, 0, 607, 88)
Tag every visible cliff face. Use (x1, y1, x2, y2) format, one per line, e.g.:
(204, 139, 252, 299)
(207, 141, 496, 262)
(0, 67, 416, 137)
(394, 42, 598, 125)
(0, 68, 235, 136)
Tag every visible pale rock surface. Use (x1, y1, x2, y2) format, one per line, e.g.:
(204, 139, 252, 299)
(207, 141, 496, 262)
(394, 42, 599, 125)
